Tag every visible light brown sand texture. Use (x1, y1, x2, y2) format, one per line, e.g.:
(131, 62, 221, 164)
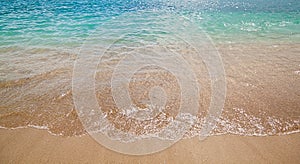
(0, 43, 299, 163)
(0, 128, 300, 163)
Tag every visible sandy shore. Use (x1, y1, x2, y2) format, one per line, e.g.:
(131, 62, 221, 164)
(0, 128, 299, 163)
(0, 43, 300, 163)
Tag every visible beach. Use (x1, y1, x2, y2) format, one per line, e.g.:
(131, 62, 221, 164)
(1, 43, 299, 137)
(1, 128, 300, 163)
(1, 0, 300, 162)
(1, 43, 300, 162)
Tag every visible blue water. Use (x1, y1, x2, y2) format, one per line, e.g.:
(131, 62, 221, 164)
(0, 0, 299, 48)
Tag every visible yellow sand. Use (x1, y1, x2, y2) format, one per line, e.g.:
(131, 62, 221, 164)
(0, 128, 299, 163)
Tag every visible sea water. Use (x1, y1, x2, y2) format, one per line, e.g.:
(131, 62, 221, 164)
(0, 0, 299, 139)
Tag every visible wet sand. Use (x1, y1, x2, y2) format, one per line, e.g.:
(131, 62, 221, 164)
(1, 43, 299, 137)
(0, 43, 300, 162)
(0, 128, 299, 163)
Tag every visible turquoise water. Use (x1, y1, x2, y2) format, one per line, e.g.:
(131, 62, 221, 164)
(1, 0, 299, 48)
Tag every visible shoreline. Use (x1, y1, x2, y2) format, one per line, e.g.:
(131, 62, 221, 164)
(0, 43, 299, 137)
(1, 125, 300, 138)
(1, 128, 299, 163)
(1, 43, 299, 162)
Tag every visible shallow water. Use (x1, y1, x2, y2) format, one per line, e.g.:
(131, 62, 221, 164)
(1, 43, 299, 139)
(0, 0, 300, 141)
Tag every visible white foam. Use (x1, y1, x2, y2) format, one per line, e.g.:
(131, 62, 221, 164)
(294, 70, 300, 75)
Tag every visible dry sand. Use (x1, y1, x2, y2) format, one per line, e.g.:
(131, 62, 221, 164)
(0, 128, 299, 163)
